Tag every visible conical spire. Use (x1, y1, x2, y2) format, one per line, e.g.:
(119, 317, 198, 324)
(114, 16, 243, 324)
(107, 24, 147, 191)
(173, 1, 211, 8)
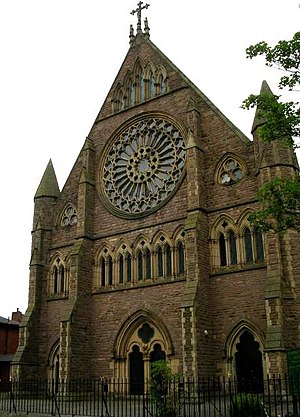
(34, 159, 60, 199)
(260, 79, 273, 95)
(251, 80, 274, 134)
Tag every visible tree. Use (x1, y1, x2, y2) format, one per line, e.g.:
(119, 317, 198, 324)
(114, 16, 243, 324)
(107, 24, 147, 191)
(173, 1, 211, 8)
(149, 360, 178, 417)
(242, 31, 300, 232)
(248, 177, 300, 233)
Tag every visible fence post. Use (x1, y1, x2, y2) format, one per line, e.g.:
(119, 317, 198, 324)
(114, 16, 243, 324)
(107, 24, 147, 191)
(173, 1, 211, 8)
(9, 380, 17, 414)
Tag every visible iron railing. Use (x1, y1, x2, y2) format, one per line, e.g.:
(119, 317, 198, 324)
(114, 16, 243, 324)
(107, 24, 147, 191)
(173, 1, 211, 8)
(0, 376, 300, 417)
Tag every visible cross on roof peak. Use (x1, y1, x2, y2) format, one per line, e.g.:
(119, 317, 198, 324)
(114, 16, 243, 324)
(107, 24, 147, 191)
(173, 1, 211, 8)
(130, 2, 150, 33)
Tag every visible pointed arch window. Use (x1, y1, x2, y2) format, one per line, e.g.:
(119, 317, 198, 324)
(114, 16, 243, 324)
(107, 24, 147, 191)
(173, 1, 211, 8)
(136, 246, 151, 281)
(166, 244, 172, 276)
(149, 73, 155, 97)
(137, 250, 143, 281)
(113, 87, 121, 112)
(219, 233, 227, 266)
(60, 266, 65, 293)
(121, 94, 125, 110)
(100, 257, 106, 287)
(157, 242, 172, 278)
(160, 74, 166, 94)
(130, 81, 135, 105)
(254, 228, 264, 262)
(125, 252, 132, 282)
(244, 228, 253, 263)
(108, 256, 113, 285)
(112, 63, 168, 112)
(140, 72, 145, 102)
(145, 248, 151, 279)
(157, 246, 163, 277)
(177, 241, 185, 275)
(229, 231, 237, 265)
(54, 266, 58, 294)
(51, 257, 67, 296)
(99, 252, 114, 287)
(119, 254, 124, 284)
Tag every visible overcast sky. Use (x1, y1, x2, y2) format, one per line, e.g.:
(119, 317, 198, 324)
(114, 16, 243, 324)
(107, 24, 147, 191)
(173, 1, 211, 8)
(0, 0, 299, 319)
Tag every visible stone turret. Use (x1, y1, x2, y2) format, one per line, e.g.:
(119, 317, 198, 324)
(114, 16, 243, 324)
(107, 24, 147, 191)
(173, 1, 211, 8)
(253, 81, 298, 184)
(252, 81, 300, 374)
(28, 159, 60, 306)
(11, 160, 60, 379)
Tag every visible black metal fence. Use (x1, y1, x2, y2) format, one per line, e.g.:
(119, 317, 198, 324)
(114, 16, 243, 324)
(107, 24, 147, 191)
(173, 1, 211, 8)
(1, 376, 300, 417)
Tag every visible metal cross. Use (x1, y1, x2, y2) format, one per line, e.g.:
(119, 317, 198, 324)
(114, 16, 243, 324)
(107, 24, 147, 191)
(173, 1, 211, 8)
(130, 2, 150, 32)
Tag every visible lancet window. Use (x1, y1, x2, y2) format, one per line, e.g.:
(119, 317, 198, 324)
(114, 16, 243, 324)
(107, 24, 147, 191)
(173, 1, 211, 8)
(229, 231, 237, 265)
(242, 227, 264, 264)
(112, 60, 168, 113)
(126, 252, 132, 282)
(137, 245, 152, 281)
(155, 237, 173, 278)
(95, 230, 185, 290)
(176, 240, 185, 275)
(219, 233, 227, 266)
(216, 224, 238, 267)
(211, 214, 265, 270)
(50, 257, 68, 296)
(99, 249, 114, 287)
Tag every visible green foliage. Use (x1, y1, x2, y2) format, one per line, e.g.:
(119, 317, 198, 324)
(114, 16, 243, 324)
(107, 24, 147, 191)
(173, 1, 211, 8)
(231, 393, 265, 417)
(149, 361, 178, 417)
(242, 93, 300, 147)
(249, 176, 300, 232)
(243, 31, 300, 148)
(243, 30, 300, 232)
(246, 32, 300, 90)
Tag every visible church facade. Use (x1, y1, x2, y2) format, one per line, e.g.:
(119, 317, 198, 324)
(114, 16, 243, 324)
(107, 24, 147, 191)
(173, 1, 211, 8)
(12, 5, 300, 388)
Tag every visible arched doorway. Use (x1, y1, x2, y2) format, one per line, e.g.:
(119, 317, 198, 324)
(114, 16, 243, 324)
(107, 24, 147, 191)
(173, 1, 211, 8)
(113, 310, 173, 393)
(48, 342, 60, 393)
(235, 331, 263, 392)
(129, 345, 144, 395)
(150, 343, 166, 363)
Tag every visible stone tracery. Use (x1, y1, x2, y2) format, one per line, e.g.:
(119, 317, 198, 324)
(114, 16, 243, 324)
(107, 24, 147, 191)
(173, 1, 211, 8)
(102, 116, 186, 216)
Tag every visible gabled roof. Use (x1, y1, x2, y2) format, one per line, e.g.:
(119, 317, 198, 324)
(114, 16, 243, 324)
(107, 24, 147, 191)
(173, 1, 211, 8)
(146, 37, 250, 143)
(0, 316, 20, 326)
(95, 27, 250, 144)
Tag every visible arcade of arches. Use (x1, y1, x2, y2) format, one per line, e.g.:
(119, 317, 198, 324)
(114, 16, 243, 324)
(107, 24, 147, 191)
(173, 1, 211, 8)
(48, 315, 264, 391)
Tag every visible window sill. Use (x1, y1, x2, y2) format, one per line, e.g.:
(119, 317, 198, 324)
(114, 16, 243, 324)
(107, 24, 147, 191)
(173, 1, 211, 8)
(93, 275, 186, 294)
(210, 262, 266, 277)
(47, 294, 69, 301)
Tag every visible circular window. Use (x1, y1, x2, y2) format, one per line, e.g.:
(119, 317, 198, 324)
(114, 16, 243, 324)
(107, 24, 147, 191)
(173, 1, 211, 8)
(100, 115, 186, 217)
(218, 158, 245, 185)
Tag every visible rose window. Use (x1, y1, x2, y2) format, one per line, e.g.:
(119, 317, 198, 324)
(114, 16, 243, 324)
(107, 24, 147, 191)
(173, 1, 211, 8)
(101, 116, 186, 217)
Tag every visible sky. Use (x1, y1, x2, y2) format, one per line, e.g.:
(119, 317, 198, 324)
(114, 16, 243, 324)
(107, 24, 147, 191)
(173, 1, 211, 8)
(0, 0, 299, 319)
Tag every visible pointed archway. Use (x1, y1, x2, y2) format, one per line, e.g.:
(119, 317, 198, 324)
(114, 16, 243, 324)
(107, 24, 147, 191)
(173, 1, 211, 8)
(235, 331, 263, 392)
(225, 321, 264, 392)
(129, 345, 144, 394)
(48, 341, 60, 392)
(113, 310, 173, 392)
(150, 343, 166, 363)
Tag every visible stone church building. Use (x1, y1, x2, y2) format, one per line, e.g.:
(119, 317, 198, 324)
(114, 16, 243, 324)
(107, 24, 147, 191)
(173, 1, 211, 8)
(12, 4, 300, 390)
